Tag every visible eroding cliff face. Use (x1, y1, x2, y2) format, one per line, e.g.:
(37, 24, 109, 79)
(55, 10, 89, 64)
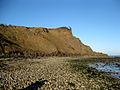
(0, 24, 107, 57)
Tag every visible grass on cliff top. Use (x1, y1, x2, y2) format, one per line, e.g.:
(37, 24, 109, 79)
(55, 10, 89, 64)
(68, 57, 120, 89)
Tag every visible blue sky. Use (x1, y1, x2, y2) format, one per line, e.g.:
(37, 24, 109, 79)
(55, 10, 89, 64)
(0, 0, 120, 55)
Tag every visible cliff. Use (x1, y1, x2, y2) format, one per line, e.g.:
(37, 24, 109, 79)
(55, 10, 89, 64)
(0, 24, 108, 57)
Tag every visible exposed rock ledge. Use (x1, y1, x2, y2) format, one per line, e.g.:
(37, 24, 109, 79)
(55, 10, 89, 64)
(0, 24, 108, 57)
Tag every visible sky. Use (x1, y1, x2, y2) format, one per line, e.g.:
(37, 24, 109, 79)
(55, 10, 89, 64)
(0, 0, 120, 55)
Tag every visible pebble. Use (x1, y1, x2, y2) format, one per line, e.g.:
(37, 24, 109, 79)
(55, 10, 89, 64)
(0, 57, 118, 89)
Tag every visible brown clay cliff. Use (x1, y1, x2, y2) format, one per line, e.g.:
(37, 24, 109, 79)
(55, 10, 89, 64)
(0, 24, 108, 57)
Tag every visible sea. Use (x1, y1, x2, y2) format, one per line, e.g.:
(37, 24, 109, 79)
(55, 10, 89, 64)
(88, 55, 120, 79)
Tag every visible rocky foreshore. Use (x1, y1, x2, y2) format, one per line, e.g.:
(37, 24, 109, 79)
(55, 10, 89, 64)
(0, 57, 120, 89)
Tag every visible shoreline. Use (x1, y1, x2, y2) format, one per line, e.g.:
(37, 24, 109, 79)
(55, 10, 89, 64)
(0, 56, 120, 89)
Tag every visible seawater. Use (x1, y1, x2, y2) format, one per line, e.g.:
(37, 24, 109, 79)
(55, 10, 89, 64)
(88, 63, 120, 79)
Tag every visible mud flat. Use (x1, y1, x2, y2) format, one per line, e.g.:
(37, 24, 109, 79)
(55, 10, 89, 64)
(0, 56, 120, 89)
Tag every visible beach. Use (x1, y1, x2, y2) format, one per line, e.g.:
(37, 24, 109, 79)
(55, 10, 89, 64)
(0, 56, 120, 89)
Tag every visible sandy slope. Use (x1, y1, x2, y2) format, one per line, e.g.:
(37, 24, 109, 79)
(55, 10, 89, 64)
(0, 24, 107, 57)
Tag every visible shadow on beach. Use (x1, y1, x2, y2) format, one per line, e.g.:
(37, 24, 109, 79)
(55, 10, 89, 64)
(21, 80, 48, 90)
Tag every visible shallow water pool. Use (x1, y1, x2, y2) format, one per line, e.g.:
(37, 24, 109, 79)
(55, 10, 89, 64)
(88, 62, 120, 79)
